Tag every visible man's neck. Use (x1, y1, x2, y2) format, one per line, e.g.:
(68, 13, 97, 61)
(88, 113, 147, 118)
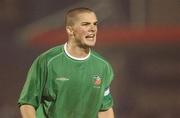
(66, 42, 90, 59)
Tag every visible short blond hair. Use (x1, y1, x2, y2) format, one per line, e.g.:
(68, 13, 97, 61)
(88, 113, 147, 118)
(65, 7, 95, 26)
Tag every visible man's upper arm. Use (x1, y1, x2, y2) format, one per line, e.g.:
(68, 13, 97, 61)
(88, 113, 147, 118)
(100, 62, 114, 111)
(18, 56, 47, 109)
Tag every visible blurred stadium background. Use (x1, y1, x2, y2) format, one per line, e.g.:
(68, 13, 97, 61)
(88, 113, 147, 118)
(0, 0, 180, 117)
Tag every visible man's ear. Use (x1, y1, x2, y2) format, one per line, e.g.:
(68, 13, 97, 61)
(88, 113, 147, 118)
(66, 26, 73, 35)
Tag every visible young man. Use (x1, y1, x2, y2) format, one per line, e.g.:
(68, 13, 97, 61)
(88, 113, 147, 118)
(18, 7, 115, 118)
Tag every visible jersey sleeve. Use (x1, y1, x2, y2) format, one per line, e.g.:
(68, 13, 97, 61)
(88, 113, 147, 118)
(100, 63, 114, 111)
(18, 56, 47, 109)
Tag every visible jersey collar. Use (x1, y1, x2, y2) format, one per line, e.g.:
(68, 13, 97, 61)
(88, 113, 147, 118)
(64, 43, 91, 61)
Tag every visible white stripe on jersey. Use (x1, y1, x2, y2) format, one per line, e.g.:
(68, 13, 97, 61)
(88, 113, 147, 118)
(104, 88, 110, 96)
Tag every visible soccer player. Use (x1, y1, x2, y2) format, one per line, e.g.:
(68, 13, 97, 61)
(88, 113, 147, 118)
(18, 7, 115, 118)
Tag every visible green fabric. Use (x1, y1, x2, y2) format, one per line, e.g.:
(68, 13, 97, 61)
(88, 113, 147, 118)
(18, 44, 114, 118)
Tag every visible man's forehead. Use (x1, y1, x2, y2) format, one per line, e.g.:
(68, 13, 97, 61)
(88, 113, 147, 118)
(75, 12, 97, 21)
(76, 12, 96, 16)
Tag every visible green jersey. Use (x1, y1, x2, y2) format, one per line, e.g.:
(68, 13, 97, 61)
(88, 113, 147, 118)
(18, 43, 114, 118)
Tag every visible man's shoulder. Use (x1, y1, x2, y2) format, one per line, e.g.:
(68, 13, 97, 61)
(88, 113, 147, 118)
(91, 50, 110, 66)
(38, 44, 64, 61)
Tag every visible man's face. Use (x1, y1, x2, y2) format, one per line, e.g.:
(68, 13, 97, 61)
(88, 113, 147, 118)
(71, 12, 98, 47)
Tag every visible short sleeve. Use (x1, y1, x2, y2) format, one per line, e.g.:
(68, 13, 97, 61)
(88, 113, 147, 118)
(18, 56, 47, 109)
(100, 63, 114, 111)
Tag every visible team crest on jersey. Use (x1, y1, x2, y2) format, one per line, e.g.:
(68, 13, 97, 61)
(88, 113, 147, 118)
(92, 75, 102, 88)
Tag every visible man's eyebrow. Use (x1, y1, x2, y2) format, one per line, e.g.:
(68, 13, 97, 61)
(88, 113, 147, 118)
(81, 21, 98, 24)
(81, 22, 90, 24)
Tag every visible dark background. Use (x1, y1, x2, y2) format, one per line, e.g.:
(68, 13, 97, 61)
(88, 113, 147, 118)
(0, 0, 180, 117)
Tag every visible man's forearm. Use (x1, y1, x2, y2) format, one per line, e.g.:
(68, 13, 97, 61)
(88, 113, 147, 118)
(98, 108, 114, 118)
(20, 105, 36, 118)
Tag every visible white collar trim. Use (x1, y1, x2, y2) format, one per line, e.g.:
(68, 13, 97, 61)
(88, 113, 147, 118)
(64, 43, 90, 61)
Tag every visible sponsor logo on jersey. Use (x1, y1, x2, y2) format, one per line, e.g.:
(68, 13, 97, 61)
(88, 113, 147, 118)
(56, 77, 69, 81)
(92, 75, 102, 88)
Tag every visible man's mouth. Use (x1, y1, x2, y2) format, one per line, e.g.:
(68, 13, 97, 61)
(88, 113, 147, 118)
(85, 34, 95, 39)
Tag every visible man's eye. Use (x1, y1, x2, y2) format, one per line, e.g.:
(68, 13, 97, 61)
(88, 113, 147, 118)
(94, 22, 98, 25)
(82, 23, 89, 26)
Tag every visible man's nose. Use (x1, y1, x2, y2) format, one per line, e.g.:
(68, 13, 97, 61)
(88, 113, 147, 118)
(89, 25, 97, 32)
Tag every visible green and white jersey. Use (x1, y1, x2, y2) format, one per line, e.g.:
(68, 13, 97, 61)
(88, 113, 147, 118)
(18, 43, 114, 118)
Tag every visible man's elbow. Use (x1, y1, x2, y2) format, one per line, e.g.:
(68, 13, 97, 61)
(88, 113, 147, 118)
(98, 108, 114, 118)
(20, 105, 36, 118)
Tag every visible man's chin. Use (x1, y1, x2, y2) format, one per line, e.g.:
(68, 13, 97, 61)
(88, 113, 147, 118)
(81, 43, 96, 48)
(86, 42, 96, 47)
